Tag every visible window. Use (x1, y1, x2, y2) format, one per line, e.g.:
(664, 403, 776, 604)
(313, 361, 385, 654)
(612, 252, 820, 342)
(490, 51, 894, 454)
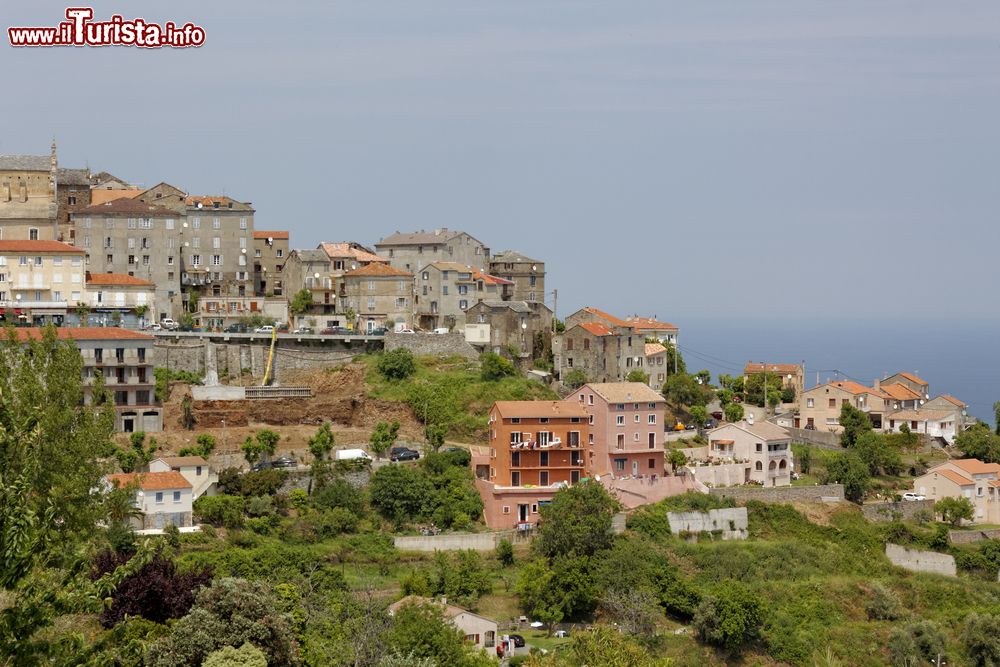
(139, 218, 152, 229)
(502, 506, 511, 514)
(616, 434, 625, 450)
(566, 338, 573, 351)
(191, 255, 201, 266)
(142, 255, 150, 266)
(212, 255, 222, 266)
(442, 285, 449, 295)
(511, 418, 521, 424)
(68, 195, 77, 205)
(173, 491, 181, 502)
(828, 398, 836, 408)
(511, 472, 520, 486)
(238, 255, 247, 266)
(28, 228, 39, 240)
(213, 237, 221, 249)
(239, 217, 247, 229)
(367, 297, 375, 311)
(192, 237, 200, 248)
(616, 415, 624, 426)
(167, 256, 174, 265)
(155, 492, 163, 504)
(540, 471, 549, 486)
(459, 299, 468, 310)
(634, 414, 640, 423)
(255, 248, 262, 257)
(166, 219, 174, 230)
(127, 218, 137, 229)
(648, 414, 656, 424)
(34, 256, 42, 267)
(128, 255, 136, 265)
(212, 217, 221, 229)
(807, 398, 814, 408)
(239, 237, 247, 249)
(128, 238, 136, 249)
(276, 249, 283, 258)
(191, 217, 201, 229)
(106, 254, 113, 264)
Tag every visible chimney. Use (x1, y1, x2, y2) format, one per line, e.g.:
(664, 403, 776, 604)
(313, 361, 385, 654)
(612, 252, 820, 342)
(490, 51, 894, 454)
(873, 379, 880, 390)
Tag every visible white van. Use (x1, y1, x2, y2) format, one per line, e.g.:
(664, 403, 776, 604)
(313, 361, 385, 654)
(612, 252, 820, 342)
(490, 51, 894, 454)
(334, 448, 372, 461)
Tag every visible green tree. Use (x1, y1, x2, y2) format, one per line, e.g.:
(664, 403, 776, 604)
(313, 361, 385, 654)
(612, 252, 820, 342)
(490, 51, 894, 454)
(308, 422, 335, 461)
(964, 613, 1000, 667)
(369, 465, 435, 524)
(662, 373, 709, 407)
(385, 600, 487, 667)
(377, 348, 416, 381)
(563, 368, 588, 389)
(667, 449, 688, 474)
(242, 429, 280, 466)
(822, 452, 870, 503)
(625, 369, 649, 384)
(936, 496, 974, 526)
(516, 560, 564, 632)
(480, 352, 516, 380)
(724, 402, 744, 423)
(888, 620, 946, 667)
(181, 433, 217, 458)
(289, 288, 313, 316)
(839, 403, 872, 448)
(369, 420, 401, 460)
(692, 582, 764, 653)
(203, 643, 268, 667)
(425, 424, 447, 452)
(495, 539, 515, 567)
(853, 431, 902, 476)
(664, 343, 686, 376)
(995, 401, 1000, 436)
(716, 388, 734, 408)
(689, 405, 707, 428)
(564, 626, 673, 667)
(956, 422, 1000, 463)
(536, 481, 618, 561)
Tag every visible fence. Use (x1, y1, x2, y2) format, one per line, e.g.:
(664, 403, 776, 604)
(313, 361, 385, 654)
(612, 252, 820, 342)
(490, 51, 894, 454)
(245, 386, 313, 399)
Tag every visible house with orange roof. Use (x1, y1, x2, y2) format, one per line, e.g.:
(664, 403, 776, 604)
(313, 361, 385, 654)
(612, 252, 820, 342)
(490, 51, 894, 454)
(554, 307, 658, 387)
(797, 380, 893, 431)
(915, 459, 1000, 524)
(876, 381, 923, 410)
(644, 342, 669, 391)
(0, 239, 86, 326)
(624, 315, 679, 345)
(80, 272, 155, 327)
(376, 228, 489, 273)
(338, 262, 415, 333)
(880, 372, 930, 400)
(413, 261, 512, 331)
(105, 471, 193, 530)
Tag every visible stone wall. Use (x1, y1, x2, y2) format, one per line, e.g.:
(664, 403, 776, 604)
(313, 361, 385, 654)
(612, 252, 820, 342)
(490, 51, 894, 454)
(395, 532, 503, 552)
(861, 500, 934, 523)
(708, 484, 844, 503)
(385, 332, 478, 360)
(948, 528, 1000, 545)
(784, 427, 842, 449)
(666, 507, 748, 541)
(885, 543, 956, 577)
(154, 339, 369, 381)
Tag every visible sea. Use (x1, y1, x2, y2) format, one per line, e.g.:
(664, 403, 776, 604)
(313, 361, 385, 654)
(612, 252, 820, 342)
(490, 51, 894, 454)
(674, 317, 1000, 427)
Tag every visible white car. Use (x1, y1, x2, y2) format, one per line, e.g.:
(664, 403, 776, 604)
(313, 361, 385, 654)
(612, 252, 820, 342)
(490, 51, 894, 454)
(160, 318, 178, 330)
(902, 492, 925, 502)
(254, 325, 274, 334)
(396, 328, 415, 334)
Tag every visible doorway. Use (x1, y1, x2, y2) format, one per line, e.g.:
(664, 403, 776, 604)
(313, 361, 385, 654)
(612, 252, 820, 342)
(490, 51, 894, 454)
(518, 504, 529, 523)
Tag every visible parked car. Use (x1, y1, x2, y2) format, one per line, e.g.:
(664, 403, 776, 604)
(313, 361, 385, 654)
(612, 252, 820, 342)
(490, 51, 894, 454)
(673, 422, 686, 432)
(902, 492, 926, 502)
(292, 326, 314, 334)
(224, 323, 248, 333)
(395, 328, 415, 334)
(369, 327, 388, 336)
(321, 326, 351, 335)
(390, 447, 420, 462)
(703, 419, 718, 429)
(334, 448, 372, 462)
(270, 456, 298, 469)
(432, 327, 450, 334)
(276, 323, 290, 332)
(160, 318, 178, 330)
(685, 423, 696, 431)
(711, 411, 724, 421)
(254, 325, 274, 334)
(509, 635, 526, 648)
(145, 323, 162, 331)
(178, 324, 196, 332)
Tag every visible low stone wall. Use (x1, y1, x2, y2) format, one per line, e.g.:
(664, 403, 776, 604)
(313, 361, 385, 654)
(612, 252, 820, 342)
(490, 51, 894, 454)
(784, 427, 842, 449)
(861, 500, 934, 523)
(886, 543, 956, 577)
(395, 532, 502, 552)
(385, 332, 478, 360)
(949, 528, 1000, 545)
(667, 507, 748, 541)
(708, 484, 844, 503)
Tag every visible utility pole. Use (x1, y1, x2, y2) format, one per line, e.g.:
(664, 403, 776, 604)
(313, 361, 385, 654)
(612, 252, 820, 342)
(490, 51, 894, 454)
(551, 288, 557, 333)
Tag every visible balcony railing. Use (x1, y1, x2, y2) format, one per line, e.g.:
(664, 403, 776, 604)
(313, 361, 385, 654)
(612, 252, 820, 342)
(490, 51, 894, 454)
(0, 300, 68, 308)
(510, 437, 582, 450)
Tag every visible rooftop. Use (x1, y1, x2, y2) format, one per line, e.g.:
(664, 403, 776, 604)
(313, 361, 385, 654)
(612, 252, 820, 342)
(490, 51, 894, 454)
(74, 198, 180, 217)
(85, 272, 154, 287)
(945, 459, 1000, 475)
(583, 382, 665, 404)
(253, 230, 290, 240)
(888, 371, 929, 386)
(185, 195, 253, 211)
(388, 595, 495, 623)
(106, 471, 192, 491)
(744, 362, 802, 375)
(344, 262, 413, 278)
(624, 316, 678, 331)
(937, 395, 968, 408)
(156, 456, 209, 468)
(57, 167, 91, 186)
(645, 342, 667, 356)
(580, 307, 629, 328)
(292, 249, 329, 263)
(0, 240, 84, 253)
(577, 321, 615, 337)
(89, 189, 142, 206)
(378, 228, 472, 246)
(472, 300, 532, 313)
(493, 400, 590, 419)
(932, 468, 975, 487)
(712, 419, 791, 442)
(319, 242, 387, 264)
(490, 250, 541, 264)
(0, 155, 50, 171)
(881, 383, 922, 401)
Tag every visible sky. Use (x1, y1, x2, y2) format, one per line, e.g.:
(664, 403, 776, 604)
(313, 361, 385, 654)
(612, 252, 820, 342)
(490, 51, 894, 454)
(3, 1, 999, 321)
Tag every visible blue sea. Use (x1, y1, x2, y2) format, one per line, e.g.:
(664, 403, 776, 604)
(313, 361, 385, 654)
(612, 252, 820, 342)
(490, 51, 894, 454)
(674, 318, 1000, 427)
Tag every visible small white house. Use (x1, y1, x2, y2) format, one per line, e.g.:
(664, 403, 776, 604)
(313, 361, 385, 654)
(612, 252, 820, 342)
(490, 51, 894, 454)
(105, 471, 194, 529)
(149, 456, 217, 499)
(388, 596, 498, 651)
(885, 409, 961, 445)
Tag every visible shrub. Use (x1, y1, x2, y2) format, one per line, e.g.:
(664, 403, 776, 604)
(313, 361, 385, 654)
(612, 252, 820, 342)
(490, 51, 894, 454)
(889, 620, 946, 667)
(312, 477, 365, 517)
(480, 352, 516, 381)
(195, 495, 245, 528)
(563, 368, 588, 389)
(865, 582, 903, 621)
(496, 539, 515, 567)
(692, 582, 764, 653)
(235, 469, 288, 498)
(203, 643, 268, 667)
(369, 465, 435, 524)
(964, 613, 1000, 667)
(377, 348, 416, 381)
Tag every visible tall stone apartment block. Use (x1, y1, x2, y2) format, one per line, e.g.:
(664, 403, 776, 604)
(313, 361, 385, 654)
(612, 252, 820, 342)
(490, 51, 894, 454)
(489, 250, 545, 303)
(376, 228, 489, 273)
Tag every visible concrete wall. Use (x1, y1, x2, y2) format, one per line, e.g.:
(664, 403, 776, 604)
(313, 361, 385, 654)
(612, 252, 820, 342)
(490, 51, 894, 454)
(154, 338, 366, 381)
(709, 483, 844, 503)
(948, 528, 1000, 545)
(666, 507, 748, 541)
(861, 500, 935, 523)
(385, 331, 479, 359)
(395, 532, 502, 552)
(783, 427, 842, 449)
(885, 543, 956, 577)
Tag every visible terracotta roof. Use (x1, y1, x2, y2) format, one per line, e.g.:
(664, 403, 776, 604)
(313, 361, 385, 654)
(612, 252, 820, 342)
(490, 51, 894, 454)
(581, 307, 629, 328)
(344, 262, 413, 278)
(937, 395, 967, 408)
(184, 195, 253, 211)
(645, 343, 667, 356)
(156, 456, 208, 467)
(744, 363, 802, 375)
(471, 270, 513, 286)
(0, 240, 84, 253)
(319, 242, 386, 264)
(830, 380, 875, 395)
(12, 327, 154, 341)
(74, 199, 180, 217)
(932, 468, 975, 487)
(253, 230, 289, 240)
(889, 372, 929, 386)
(578, 322, 614, 337)
(881, 383, 922, 401)
(425, 262, 512, 285)
(948, 459, 1000, 475)
(493, 400, 589, 419)
(85, 272, 154, 287)
(106, 471, 192, 491)
(89, 189, 142, 206)
(581, 382, 664, 404)
(624, 316, 678, 331)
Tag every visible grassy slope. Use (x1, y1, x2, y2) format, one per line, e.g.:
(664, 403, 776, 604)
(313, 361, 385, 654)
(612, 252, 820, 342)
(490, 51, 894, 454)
(361, 354, 558, 442)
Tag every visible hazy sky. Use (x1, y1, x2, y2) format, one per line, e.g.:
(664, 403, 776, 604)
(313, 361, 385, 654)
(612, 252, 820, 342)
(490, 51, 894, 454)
(3, 1, 999, 320)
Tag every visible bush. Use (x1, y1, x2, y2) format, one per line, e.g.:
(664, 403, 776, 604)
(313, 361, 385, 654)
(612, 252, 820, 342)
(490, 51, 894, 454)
(563, 368, 588, 389)
(234, 469, 288, 498)
(203, 643, 268, 667)
(480, 352, 516, 381)
(377, 348, 416, 381)
(369, 465, 435, 524)
(965, 613, 1000, 666)
(889, 620, 946, 667)
(312, 477, 365, 517)
(496, 539, 515, 567)
(195, 495, 245, 528)
(865, 582, 903, 621)
(692, 582, 764, 653)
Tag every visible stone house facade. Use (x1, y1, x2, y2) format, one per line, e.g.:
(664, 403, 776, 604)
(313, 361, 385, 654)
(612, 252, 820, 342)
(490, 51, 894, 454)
(464, 300, 552, 361)
(252, 230, 289, 296)
(0, 150, 58, 241)
(338, 262, 414, 333)
(414, 262, 512, 331)
(376, 228, 489, 273)
(180, 196, 256, 301)
(488, 250, 544, 303)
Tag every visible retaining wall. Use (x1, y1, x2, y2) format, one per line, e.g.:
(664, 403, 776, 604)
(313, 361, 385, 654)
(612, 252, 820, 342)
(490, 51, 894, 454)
(395, 532, 503, 552)
(154, 339, 370, 381)
(385, 332, 479, 360)
(784, 427, 842, 449)
(667, 507, 748, 541)
(861, 500, 934, 523)
(885, 543, 956, 577)
(708, 484, 844, 503)
(948, 528, 1000, 545)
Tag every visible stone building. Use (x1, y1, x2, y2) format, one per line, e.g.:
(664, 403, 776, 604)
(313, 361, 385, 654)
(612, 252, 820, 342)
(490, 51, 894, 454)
(283, 243, 389, 329)
(78, 272, 156, 328)
(414, 261, 513, 331)
(376, 228, 489, 273)
(553, 307, 649, 384)
(135, 182, 187, 209)
(464, 300, 552, 361)
(0, 149, 58, 241)
(56, 167, 92, 243)
(338, 262, 414, 333)
(70, 198, 182, 321)
(0, 239, 86, 326)
(488, 250, 545, 303)
(179, 195, 256, 302)
(253, 230, 289, 296)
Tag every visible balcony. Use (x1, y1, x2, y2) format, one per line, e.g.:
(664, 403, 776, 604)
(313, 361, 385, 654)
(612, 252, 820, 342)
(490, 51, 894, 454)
(0, 300, 68, 309)
(510, 437, 582, 451)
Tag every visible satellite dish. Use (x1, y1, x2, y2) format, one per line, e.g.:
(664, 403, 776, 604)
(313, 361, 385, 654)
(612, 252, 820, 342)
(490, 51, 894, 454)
(196, 202, 203, 209)
(267, 237, 273, 244)
(531, 264, 537, 271)
(747, 413, 755, 425)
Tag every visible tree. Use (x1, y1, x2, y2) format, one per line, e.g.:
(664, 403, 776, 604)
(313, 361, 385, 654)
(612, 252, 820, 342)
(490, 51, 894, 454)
(662, 373, 709, 407)
(936, 496, 974, 526)
(563, 368, 588, 389)
(204, 643, 268, 667)
(182, 395, 197, 430)
(495, 539, 515, 567)
(117, 431, 159, 472)
(995, 401, 1000, 436)
(369, 464, 435, 524)
(385, 600, 484, 667)
(853, 431, 902, 476)
(724, 402, 744, 423)
(689, 405, 707, 428)
(480, 352, 516, 380)
(145, 578, 301, 666)
(600, 588, 661, 637)
(667, 448, 688, 474)
(308, 422, 335, 461)
(536, 481, 618, 561)
(625, 369, 649, 384)
(425, 424, 447, 452)
(822, 452, 870, 503)
(956, 422, 1000, 463)
(888, 620, 946, 667)
(964, 613, 1000, 667)
(92, 550, 213, 628)
(181, 433, 217, 458)
(692, 582, 764, 653)
(369, 420, 401, 460)
(179, 311, 196, 329)
(377, 348, 416, 381)
(839, 403, 872, 448)
(716, 388, 734, 408)
(242, 429, 280, 466)
(289, 288, 313, 316)
(664, 343, 686, 376)
(516, 560, 564, 632)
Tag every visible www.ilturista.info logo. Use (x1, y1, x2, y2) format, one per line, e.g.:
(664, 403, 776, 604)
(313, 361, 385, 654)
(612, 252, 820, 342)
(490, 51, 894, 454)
(8, 7, 205, 48)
